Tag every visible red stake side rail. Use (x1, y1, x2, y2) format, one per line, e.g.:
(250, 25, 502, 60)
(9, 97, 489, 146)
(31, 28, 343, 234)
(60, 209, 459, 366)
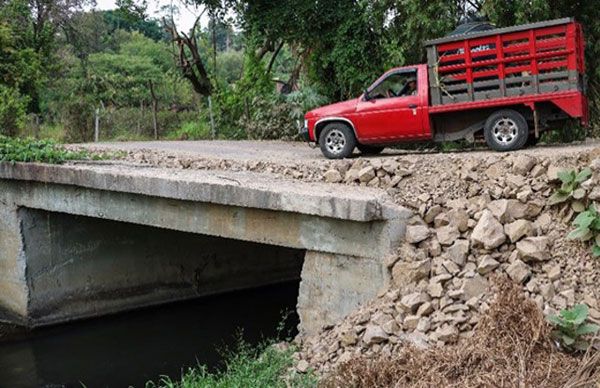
(425, 18, 588, 125)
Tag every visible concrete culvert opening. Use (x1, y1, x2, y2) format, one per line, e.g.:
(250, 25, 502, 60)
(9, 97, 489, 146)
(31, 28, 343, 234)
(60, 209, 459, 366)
(19, 208, 306, 328)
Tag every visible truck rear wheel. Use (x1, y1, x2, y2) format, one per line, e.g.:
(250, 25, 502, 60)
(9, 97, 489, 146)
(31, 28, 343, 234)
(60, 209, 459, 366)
(357, 144, 385, 155)
(484, 109, 529, 151)
(319, 123, 357, 159)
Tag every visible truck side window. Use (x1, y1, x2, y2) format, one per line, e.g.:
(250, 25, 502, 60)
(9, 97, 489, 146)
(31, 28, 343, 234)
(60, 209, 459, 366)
(369, 71, 417, 99)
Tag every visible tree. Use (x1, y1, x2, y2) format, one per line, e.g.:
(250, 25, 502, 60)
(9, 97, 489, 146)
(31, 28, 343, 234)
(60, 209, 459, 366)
(165, 17, 212, 96)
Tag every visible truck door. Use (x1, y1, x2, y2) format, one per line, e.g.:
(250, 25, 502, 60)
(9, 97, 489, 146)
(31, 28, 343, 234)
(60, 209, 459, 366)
(355, 69, 424, 142)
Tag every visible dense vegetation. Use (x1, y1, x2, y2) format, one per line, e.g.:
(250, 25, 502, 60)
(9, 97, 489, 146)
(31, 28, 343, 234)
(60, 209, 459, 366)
(1, 0, 600, 142)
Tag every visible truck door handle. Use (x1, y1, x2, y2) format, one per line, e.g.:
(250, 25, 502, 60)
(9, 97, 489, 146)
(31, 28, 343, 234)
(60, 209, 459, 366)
(408, 104, 417, 109)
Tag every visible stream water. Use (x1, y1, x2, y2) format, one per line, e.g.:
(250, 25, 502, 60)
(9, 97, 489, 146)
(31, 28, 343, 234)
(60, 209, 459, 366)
(0, 282, 300, 388)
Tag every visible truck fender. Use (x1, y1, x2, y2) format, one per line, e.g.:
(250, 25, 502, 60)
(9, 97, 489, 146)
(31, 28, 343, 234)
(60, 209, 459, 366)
(314, 117, 358, 143)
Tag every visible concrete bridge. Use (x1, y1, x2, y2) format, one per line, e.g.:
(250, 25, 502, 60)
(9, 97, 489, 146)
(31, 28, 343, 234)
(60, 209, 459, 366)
(0, 162, 410, 335)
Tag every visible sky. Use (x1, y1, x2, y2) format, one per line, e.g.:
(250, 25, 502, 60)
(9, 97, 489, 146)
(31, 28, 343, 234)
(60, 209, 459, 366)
(92, 0, 207, 32)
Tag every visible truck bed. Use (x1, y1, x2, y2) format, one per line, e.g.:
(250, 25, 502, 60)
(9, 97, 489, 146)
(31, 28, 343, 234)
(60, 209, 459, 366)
(425, 18, 585, 108)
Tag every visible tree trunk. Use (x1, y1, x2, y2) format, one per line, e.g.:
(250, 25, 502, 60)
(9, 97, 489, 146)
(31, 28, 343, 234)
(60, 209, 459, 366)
(211, 15, 217, 72)
(266, 41, 284, 75)
(164, 18, 212, 97)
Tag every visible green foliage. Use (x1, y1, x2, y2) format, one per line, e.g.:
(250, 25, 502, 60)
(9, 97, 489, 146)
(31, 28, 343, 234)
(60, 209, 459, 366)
(547, 304, 600, 352)
(241, 97, 299, 140)
(547, 168, 592, 206)
(215, 50, 244, 84)
(567, 205, 600, 257)
(285, 87, 329, 122)
(547, 167, 600, 257)
(0, 136, 87, 163)
(147, 339, 316, 388)
(102, 9, 165, 41)
(168, 121, 212, 140)
(0, 85, 29, 136)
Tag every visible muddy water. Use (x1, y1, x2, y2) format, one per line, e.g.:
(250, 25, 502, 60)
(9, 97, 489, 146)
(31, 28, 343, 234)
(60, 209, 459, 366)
(0, 282, 300, 388)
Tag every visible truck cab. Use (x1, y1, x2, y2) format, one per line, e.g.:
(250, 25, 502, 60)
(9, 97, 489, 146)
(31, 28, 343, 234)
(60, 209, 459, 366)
(303, 65, 431, 159)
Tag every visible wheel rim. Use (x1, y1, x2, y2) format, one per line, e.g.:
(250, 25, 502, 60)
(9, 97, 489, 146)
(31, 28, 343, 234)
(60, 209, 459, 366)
(325, 129, 346, 155)
(492, 117, 518, 145)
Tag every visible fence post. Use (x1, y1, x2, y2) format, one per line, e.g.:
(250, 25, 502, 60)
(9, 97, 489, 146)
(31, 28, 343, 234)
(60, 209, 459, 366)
(94, 107, 100, 142)
(208, 96, 216, 139)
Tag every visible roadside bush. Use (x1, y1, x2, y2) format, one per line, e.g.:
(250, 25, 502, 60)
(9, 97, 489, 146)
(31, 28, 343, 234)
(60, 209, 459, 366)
(168, 121, 212, 140)
(285, 87, 329, 123)
(0, 135, 87, 163)
(0, 85, 29, 136)
(241, 97, 299, 140)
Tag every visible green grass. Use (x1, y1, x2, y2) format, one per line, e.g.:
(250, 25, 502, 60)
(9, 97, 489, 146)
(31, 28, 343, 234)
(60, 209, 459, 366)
(146, 339, 317, 388)
(167, 121, 212, 140)
(0, 135, 89, 163)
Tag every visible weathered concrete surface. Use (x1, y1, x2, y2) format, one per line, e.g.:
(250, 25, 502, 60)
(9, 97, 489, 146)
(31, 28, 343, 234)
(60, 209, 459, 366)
(0, 162, 402, 222)
(297, 252, 387, 335)
(21, 209, 304, 326)
(0, 162, 410, 333)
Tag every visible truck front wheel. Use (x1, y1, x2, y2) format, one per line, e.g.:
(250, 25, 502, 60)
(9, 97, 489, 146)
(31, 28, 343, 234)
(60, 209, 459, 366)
(484, 110, 529, 151)
(319, 123, 357, 159)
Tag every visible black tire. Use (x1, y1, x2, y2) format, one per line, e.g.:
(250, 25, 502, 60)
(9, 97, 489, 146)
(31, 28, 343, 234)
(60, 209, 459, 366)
(357, 144, 385, 155)
(483, 109, 529, 151)
(318, 123, 357, 159)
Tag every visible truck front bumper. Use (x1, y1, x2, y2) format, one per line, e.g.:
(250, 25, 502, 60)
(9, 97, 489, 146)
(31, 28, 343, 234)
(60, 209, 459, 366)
(299, 126, 310, 142)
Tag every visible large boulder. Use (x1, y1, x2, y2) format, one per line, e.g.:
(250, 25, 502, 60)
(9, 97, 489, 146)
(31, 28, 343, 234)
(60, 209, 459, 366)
(506, 259, 531, 284)
(512, 155, 537, 175)
(471, 210, 506, 249)
(323, 169, 343, 183)
(405, 225, 430, 244)
(363, 324, 389, 344)
(504, 219, 534, 243)
(436, 225, 460, 246)
(391, 258, 431, 289)
(517, 237, 550, 262)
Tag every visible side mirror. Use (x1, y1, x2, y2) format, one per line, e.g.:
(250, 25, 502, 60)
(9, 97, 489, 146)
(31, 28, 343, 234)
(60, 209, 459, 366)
(363, 89, 371, 101)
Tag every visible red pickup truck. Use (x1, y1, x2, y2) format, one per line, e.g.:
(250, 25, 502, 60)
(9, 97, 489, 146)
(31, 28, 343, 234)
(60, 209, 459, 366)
(301, 18, 588, 159)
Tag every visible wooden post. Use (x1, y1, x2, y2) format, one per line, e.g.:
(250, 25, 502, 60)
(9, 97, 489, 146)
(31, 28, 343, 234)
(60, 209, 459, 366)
(94, 107, 100, 142)
(208, 96, 216, 139)
(149, 80, 159, 140)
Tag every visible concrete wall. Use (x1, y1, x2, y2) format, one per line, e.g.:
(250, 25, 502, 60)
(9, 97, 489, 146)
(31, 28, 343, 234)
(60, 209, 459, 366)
(21, 209, 305, 326)
(0, 200, 28, 324)
(297, 252, 388, 335)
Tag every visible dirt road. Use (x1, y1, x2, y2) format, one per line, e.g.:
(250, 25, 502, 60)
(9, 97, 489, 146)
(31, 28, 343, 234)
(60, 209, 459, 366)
(78, 139, 600, 164)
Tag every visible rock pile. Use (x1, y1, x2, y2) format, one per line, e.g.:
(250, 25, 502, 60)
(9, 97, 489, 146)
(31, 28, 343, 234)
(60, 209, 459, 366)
(297, 149, 600, 374)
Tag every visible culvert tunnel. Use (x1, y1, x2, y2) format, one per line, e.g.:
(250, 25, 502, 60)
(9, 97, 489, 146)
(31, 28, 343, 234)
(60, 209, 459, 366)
(20, 208, 306, 326)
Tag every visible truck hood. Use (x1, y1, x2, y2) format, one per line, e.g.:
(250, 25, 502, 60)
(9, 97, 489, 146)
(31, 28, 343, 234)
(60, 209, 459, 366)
(306, 98, 359, 118)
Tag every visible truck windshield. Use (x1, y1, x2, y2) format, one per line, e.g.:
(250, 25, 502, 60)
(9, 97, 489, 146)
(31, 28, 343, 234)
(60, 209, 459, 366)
(369, 70, 417, 99)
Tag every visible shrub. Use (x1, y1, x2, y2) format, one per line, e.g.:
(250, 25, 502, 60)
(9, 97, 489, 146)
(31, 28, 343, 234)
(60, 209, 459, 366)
(240, 97, 299, 140)
(547, 304, 600, 352)
(0, 85, 29, 136)
(0, 136, 87, 163)
(168, 121, 212, 140)
(547, 167, 592, 207)
(567, 205, 600, 257)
